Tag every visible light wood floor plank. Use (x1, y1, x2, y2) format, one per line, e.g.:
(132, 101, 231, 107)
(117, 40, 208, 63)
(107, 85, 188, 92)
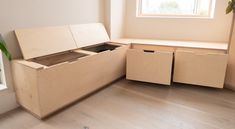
(0, 79, 235, 129)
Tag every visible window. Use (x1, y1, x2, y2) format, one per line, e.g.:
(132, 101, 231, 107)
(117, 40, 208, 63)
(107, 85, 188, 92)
(137, 0, 216, 18)
(0, 35, 7, 91)
(0, 54, 7, 91)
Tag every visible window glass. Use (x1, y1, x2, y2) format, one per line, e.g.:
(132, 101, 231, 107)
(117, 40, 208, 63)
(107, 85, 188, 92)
(138, 0, 215, 18)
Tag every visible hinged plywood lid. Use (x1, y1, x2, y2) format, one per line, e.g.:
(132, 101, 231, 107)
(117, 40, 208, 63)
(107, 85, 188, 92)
(15, 26, 77, 59)
(70, 23, 110, 48)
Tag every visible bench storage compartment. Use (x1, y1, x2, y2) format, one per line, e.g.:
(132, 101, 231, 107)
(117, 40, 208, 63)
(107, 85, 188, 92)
(126, 45, 174, 85)
(82, 43, 121, 53)
(29, 51, 88, 66)
(173, 48, 228, 88)
(12, 23, 128, 118)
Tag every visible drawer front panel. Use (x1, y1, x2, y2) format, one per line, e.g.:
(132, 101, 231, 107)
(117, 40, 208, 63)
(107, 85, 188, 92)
(127, 49, 173, 85)
(173, 51, 228, 88)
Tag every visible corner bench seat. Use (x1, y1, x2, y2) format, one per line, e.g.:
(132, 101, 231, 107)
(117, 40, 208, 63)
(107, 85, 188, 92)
(114, 38, 228, 88)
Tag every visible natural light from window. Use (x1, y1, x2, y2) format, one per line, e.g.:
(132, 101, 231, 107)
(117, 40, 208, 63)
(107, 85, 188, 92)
(137, 0, 216, 18)
(0, 54, 6, 91)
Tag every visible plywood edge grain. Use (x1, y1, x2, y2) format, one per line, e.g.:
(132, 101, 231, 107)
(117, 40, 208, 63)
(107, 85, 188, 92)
(12, 60, 46, 70)
(115, 38, 228, 51)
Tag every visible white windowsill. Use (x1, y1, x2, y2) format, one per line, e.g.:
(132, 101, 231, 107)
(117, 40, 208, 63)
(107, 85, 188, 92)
(136, 15, 214, 19)
(0, 84, 7, 91)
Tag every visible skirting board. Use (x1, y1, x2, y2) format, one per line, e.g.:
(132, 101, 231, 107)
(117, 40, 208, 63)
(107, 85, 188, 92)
(225, 84, 235, 91)
(0, 90, 19, 115)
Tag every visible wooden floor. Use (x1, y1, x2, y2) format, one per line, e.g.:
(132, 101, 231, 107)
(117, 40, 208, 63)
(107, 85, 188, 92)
(1, 79, 235, 129)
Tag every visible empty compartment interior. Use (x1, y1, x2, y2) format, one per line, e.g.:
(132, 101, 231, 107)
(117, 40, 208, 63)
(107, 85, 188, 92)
(82, 43, 121, 53)
(29, 51, 88, 66)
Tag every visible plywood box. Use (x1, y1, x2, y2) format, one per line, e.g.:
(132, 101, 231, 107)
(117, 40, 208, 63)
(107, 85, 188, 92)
(173, 48, 228, 88)
(126, 45, 174, 85)
(12, 23, 129, 118)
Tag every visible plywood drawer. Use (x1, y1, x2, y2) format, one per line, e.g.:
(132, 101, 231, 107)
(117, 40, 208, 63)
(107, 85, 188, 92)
(127, 49, 173, 85)
(173, 49, 228, 88)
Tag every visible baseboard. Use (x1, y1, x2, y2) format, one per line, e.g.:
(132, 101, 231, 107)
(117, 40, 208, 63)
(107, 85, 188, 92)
(0, 90, 19, 115)
(225, 84, 235, 91)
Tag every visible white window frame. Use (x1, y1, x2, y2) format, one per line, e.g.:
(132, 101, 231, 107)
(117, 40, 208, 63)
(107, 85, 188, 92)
(0, 53, 7, 91)
(136, 0, 216, 19)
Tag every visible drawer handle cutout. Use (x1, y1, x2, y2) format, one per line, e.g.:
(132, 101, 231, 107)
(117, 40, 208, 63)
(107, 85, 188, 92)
(144, 50, 155, 53)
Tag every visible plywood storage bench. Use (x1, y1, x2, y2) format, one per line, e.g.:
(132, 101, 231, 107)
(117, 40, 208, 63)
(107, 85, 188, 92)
(112, 39, 229, 88)
(12, 23, 129, 118)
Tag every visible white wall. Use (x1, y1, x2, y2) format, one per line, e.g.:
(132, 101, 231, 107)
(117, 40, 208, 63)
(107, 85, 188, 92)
(110, 0, 126, 39)
(124, 0, 233, 43)
(0, 90, 18, 114)
(0, 0, 105, 114)
(105, 0, 126, 39)
(105, 0, 112, 36)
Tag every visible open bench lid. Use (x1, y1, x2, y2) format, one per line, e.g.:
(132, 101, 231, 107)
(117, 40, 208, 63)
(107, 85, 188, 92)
(15, 26, 77, 60)
(70, 23, 110, 48)
(15, 23, 110, 59)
